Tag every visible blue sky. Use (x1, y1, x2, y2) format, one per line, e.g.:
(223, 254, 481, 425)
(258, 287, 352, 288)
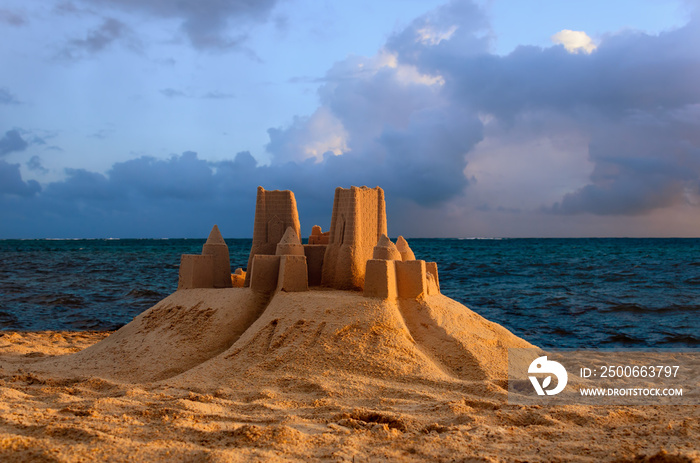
(1, 0, 699, 238)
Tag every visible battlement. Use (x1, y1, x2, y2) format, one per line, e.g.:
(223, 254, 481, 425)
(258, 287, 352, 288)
(363, 236, 440, 299)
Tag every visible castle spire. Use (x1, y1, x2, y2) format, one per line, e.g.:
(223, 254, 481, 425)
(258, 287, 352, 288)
(396, 236, 416, 261)
(205, 224, 226, 245)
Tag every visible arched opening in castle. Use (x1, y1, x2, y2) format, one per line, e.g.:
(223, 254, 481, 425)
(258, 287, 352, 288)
(177, 186, 440, 299)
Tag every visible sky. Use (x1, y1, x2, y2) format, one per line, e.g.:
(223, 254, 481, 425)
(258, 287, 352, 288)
(1, 0, 699, 238)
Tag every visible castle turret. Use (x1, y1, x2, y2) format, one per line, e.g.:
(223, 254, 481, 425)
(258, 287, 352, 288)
(308, 225, 330, 244)
(322, 186, 387, 290)
(276, 227, 304, 256)
(396, 236, 416, 261)
(245, 187, 301, 286)
(373, 235, 402, 261)
(178, 225, 232, 289)
(202, 225, 232, 288)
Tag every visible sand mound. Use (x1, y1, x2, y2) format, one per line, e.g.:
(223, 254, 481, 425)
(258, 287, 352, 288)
(23, 289, 533, 392)
(28, 289, 270, 382)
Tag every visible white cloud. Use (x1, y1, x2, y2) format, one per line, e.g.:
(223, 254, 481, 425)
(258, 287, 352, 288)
(551, 29, 597, 54)
(416, 24, 458, 45)
(300, 106, 349, 161)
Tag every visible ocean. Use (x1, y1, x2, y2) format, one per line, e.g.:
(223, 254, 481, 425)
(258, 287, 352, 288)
(0, 238, 698, 349)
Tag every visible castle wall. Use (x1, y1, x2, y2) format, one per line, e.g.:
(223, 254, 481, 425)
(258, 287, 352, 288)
(364, 259, 397, 299)
(249, 255, 281, 293)
(425, 262, 440, 295)
(277, 255, 308, 292)
(249, 254, 309, 293)
(245, 187, 301, 286)
(303, 244, 326, 286)
(363, 253, 441, 300)
(178, 254, 214, 289)
(322, 186, 387, 290)
(395, 260, 427, 299)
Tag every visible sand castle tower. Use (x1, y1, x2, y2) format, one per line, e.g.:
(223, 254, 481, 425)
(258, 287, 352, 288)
(308, 225, 330, 245)
(322, 186, 387, 290)
(276, 227, 304, 256)
(373, 234, 402, 261)
(202, 225, 233, 288)
(245, 187, 301, 286)
(222, 185, 438, 301)
(178, 225, 232, 289)
(248, 226, 309, 293)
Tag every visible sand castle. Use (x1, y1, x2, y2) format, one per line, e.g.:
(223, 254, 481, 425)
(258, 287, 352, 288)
(23, 184, 534, 389)
(178, 186, 440, 300)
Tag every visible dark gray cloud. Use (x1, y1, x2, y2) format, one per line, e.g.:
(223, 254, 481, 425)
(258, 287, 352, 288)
(0, 161, 40, 197)
(27, 156, 48, 174)
(550, 107, 700, 215)
(0, 150, 456, 237)
(202, 91, 235, 100)
(58, 17, 133, 60)
(0, 88, 20, 105)
(89, 128, 112, 139)
(0, 8, 26, 26)
(0, 130, 29, 156)
(0, 151, 257, 237)
(76, 0, 278, 50)
(160, 88, 186, 98)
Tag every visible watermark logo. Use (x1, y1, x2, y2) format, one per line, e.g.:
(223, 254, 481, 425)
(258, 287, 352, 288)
(509, 349, 697, 405)
(528, 356, 568, 395)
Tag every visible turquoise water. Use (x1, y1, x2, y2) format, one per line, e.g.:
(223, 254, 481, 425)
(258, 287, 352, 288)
(0, 238, 698, 349)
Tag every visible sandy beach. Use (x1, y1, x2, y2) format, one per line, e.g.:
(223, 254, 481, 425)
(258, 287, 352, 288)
(0, 289, 697, 463)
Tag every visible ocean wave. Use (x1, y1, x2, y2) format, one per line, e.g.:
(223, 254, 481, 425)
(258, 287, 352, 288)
(659, 334, 700, 345)
(601, 303, 697, 314)
(602, 333, 646, 345)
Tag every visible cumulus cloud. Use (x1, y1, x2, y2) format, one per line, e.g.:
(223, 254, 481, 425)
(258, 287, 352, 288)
(551, 30, 597, 54)
(75, 0, 278, 50)
(0, 130, 29, 156)
(267, 107, 349, 163)
(264, 3, 488, 205)
(265, 0, 700, 222)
